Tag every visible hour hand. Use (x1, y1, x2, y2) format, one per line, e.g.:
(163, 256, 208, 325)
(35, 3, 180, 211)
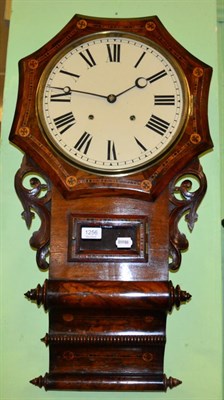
(115, 77, 148, 98)
(135, 77, 148, 88)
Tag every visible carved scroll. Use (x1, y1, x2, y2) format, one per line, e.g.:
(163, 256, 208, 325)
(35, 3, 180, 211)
(15, 155, 51, 270)
(169, 158, 207, 271)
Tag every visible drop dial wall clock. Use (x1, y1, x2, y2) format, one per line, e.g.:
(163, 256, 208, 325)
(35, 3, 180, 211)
(10, 15, 213, 392)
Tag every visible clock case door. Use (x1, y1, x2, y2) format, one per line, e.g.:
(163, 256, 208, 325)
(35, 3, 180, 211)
(10, 14, 212, 392)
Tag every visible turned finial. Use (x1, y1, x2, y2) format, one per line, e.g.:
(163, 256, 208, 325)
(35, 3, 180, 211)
(30, 374, 46, 389)
(165, 375, 182, 389)
(24, 280, 47, 308)
(170, 282, 192, 310)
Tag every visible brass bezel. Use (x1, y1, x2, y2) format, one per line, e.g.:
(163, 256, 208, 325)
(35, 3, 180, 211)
(37, 31, 190, 177)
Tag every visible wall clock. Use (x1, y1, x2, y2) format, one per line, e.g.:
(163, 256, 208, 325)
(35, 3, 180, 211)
(10, 15, 213, 392)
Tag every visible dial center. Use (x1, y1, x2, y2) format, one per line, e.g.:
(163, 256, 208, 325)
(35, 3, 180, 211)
(107, 94, 117, 103)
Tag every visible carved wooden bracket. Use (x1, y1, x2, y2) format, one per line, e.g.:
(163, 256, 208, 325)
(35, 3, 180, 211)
(169, 158, 207, 271)
(15, 154, 207, 274)
(15, 155, 51, 270)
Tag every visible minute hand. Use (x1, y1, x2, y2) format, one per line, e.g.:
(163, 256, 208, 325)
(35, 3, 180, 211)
(50, 85, 108, 99)
(69, 87, 108, 99)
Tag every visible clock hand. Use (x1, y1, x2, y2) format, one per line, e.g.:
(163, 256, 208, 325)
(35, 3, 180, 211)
(115, 77, 148, 98)
(50, 86, 71, 93)
(50, 78, 148, 104)
(50, 85, 119, 104)
(50, 85, 108, 100)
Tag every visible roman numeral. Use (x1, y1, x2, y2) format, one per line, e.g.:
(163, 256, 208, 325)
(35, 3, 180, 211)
(107, 44, 121, 62)
(60, 70, 80, 79)
(134, 137, 147, 152)
(54, 112, 76, 134)
(79, 49, 96, 68)
(154, 95, 175, 105)
(147, 70, 167, 84)
(134, 51, 146, 68)
(107, 140, 117, 160)
(146, 114, 170, 135)
(74, 132, 93, 154)
(50, 91, 71, 102)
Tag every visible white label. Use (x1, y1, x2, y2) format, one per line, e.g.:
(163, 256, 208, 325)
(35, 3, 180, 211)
(81, 227, 102, 240)
(116, 237, 133, 249)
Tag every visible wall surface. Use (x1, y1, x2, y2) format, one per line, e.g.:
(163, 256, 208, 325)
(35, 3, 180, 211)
(0, 1, 222, 400)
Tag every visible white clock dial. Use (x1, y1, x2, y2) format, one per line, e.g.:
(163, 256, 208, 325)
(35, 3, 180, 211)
(37, 32, 189, 175)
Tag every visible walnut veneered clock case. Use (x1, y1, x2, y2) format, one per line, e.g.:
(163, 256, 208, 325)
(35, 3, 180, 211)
(9, 15, 213, 392)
